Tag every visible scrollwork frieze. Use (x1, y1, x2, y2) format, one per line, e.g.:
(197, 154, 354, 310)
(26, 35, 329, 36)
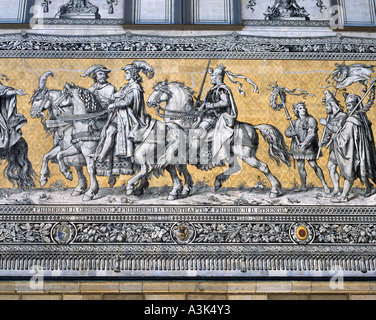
(2, 220, 376, 245)
(0, 33, 374, 60)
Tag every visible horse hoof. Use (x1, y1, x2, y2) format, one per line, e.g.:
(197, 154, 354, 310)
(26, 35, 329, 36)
(82, 194, 94, 202)
(270, 189, 282, 198)
(40, 179, 47, 187)
(167, 194, 178, 201)
(214, 183, 222, 192)
(108, 175, 117, 188)
(126, 188, 134, 196)
(181, 188, 191, 197)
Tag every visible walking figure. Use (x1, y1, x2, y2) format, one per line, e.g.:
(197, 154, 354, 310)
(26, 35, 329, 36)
(285, 101, 330, 193)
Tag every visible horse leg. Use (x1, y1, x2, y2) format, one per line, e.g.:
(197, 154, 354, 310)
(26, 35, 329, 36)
(126, 165, 148, 196)
(56, 145, 81, 181)
(214, 159, 242, 192)
(81, 143, 99, 202)
(241, 150, 282, 198)
(71, 166, 88, 197)
(40, 146, 60, 187)
(108, 174, 117, 188)
(134, 176, 149, 196)
(179, 164, 194, 197)
(166, 165, 183, 201)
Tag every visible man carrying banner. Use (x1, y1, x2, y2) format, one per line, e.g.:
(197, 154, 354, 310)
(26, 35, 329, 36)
(285, 101, 330, 194)
(331, 90, 376, 202)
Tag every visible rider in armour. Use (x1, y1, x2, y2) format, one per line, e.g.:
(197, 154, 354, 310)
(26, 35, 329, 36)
(191, 64, 258, 168)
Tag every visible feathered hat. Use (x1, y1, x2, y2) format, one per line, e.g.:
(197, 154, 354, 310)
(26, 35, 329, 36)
(122, 60, 155, 79)
(81, 65, 111, 78)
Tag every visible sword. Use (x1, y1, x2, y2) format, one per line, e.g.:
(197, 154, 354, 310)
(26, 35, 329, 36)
(195, 59, 211, 103)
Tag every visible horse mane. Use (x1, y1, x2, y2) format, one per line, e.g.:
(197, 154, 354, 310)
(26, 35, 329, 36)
(155, 81, 195, 100)
(168, 81, 196, 99)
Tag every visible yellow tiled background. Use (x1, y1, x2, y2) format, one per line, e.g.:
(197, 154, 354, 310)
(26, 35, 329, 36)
(0, 58, 374, 190)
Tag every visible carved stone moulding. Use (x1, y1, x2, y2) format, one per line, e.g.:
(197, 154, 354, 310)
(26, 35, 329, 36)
(31, 18, 123, 24)
(0, 205, 376, 278)
(243, 19, 330, 27)
(0, 33, 374, 60)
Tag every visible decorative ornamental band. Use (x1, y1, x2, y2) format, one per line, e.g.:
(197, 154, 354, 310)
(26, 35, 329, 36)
(0, 32, 374, 60)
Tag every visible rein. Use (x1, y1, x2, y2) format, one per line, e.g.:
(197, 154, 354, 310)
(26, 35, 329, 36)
(156, 103, 198, 120)
(153, 86, 198, 120)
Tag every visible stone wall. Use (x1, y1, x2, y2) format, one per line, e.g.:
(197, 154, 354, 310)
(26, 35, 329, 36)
(0, 281, 376, 300)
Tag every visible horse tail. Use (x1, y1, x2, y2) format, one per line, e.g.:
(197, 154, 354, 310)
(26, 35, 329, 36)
(253, 124, 292, 167)
(4, 138, 37, 189)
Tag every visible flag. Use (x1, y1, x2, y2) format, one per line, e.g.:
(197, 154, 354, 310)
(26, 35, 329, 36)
(325, 62, 375, 90)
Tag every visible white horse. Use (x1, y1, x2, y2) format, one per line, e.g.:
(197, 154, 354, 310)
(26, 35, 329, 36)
(58, 82, 190, 201)
(147, 80, 292, 198)
(51, 82, 109, 201)
(30, 72, 89, 196)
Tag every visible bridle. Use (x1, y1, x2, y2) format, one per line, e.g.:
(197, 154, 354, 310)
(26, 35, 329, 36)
(153, 84, 198, 120)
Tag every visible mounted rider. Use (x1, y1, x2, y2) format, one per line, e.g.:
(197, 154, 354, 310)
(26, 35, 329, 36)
(81, 64, 116, 109)
(191, 64, 258, 168)
(80, 65, 117, 183)
(95, 60, 154, 176)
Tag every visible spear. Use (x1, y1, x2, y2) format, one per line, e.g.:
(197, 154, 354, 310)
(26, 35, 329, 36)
(316, 114, 329, 160)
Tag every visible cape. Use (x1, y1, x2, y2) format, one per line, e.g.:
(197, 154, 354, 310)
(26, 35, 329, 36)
(0, 84, 27, 153)
(334, 113, 376, 183)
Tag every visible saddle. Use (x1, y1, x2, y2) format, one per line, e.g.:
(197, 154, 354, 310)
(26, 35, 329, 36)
(190, 126, 228, 171)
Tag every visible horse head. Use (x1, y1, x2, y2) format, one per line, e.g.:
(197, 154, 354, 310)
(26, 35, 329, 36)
(30, 71, 54, 119)
(147, 79, 171, 108)
(62, 82, 77, 97)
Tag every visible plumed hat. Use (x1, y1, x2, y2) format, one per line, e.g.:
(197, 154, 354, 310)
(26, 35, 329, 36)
(122, 60, 155, 79)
